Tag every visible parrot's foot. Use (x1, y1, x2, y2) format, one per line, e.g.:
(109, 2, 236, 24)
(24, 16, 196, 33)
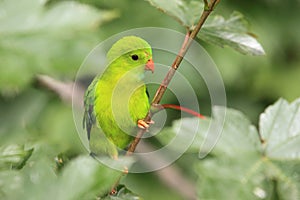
(137, 119, 154, 130)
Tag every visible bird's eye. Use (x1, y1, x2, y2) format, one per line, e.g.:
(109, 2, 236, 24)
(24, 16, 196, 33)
(131, 54, 139, 61)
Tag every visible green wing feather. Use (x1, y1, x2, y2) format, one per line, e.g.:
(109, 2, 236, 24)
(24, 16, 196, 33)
(83, 76, 120, 158)
(83, 77, 98, 140)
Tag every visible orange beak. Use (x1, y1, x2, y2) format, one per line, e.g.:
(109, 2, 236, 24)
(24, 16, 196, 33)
(145, 59, 154, 73)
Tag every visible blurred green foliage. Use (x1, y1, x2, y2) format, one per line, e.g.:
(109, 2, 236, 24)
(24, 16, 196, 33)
(208, 0, 300, 121)
(0, 0, 299, 199)
(158, 98, 300, 199)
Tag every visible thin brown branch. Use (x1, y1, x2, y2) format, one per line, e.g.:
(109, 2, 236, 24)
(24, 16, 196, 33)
(36, 74, 84, 107)
(36, 75, 197, 199)
(126, 0, 220, 155)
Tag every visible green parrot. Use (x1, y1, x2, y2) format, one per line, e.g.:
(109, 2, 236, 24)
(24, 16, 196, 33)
(83, 36, 154, 159)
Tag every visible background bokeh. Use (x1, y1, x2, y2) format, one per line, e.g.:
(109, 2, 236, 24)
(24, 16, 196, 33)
(0, 0, 299, 199)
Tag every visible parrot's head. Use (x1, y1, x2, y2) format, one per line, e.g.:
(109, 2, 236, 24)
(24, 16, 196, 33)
(107, 36, 154, 74)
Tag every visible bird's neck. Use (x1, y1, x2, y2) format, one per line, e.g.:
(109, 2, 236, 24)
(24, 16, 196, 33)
(103, 65, 145, 84)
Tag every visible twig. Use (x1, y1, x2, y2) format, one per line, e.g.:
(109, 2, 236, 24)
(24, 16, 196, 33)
(36, 75, 198, 199)
(36, 74, 84, 107)
(126, 0, 220, 155)
(161, 104, 205, 119)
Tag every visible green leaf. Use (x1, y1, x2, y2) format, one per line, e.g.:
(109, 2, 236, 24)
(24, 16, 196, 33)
(259, 98, 300, 159)
(156, 117, 209, 153)
(0, 0, 117, 34)
(0, 150, 134, 200)
(0, 0, 117, 96)
(265, 160, 300, 200)
(156, 107, 261, 157)
(196, 157, 266, 200)
(0, 144, 33, 170)
(199, 11, 265, 55)
(103, 185, 142, 200)
(57, 156, 130, 199)
(146, 0, 204, 29)
(194, 108, 264, 199)
(208, 107, 262, 157)
(194, 100, 300, 199)
(0, 170, 24, 199)
(145, 1, 264, 55)
(0, 89, 48, 142)
(0, 146, 58, 200)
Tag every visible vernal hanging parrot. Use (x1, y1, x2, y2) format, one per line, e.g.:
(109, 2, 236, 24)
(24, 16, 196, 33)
(83, 36, 154, 159)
